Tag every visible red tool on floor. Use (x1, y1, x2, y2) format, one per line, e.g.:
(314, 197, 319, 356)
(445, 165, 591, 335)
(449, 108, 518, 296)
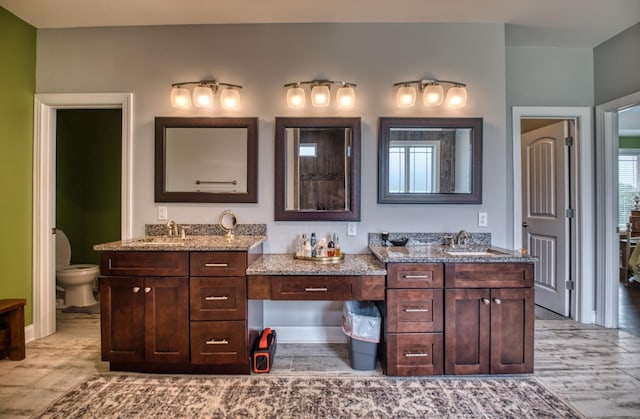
(252, 328, 277, 373)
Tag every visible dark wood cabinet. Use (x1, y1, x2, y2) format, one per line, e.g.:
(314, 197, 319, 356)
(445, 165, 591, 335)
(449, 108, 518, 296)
(444, 263, 534, 375)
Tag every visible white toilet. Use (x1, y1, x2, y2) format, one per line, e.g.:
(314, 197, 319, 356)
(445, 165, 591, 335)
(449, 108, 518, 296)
(56, 230, 100, 307)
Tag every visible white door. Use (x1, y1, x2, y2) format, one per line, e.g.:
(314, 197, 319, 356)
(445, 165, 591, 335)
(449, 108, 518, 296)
(521, 121, 571, 316)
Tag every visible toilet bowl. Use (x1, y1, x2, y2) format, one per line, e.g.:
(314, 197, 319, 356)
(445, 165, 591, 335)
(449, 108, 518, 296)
(56, 230, 99, 307)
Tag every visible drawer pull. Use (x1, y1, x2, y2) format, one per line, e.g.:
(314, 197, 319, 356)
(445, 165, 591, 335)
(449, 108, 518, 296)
(205, 296, 229, 301)
(205, 338, 229, 345)
(305, 287, 328, 292)
(493, 298, 502, 305)
(144, 287, 151, 293)
(205, 263, 228, 267)
(133, 287, 141, 293)
(403, 275, 429, 279)
(404, 352, 428, 358)
(481, 298, 490, 305)
(404, 308, 429, 313)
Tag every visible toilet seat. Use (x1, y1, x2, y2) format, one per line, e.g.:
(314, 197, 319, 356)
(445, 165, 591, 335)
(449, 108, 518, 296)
(55, 230, 99, 272)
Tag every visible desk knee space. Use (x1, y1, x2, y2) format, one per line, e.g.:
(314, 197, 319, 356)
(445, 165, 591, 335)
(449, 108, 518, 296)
(0, 299, 27, 361)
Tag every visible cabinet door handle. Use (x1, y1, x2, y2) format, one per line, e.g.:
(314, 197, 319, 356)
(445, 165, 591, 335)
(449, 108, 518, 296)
(305, 287, 328, 292)
(133, 287, 141, 293)
(144, 287, 151, 293)
(205, 263, 228, 267)
(493, 298, 502, 304)
(403, 275, 428, 279)
(481, 298, 490, 305)
(404, 308, 429, 313)
(205, 296, 229, 301)
(206, 338, 229, 345)
(404, 352, 428, 357)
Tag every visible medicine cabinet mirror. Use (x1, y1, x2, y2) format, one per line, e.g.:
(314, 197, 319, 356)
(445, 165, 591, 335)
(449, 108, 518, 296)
(155, 117, 258, 203)
(275, 117, 361, 221)
(378, 117, 482, 204)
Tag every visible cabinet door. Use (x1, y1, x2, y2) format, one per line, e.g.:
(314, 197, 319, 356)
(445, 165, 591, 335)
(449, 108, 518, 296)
(490, 288, 534, 374)
(144, 277, 189, 364)
(100, 276, 145, 363)
(444, 289, 490, 375)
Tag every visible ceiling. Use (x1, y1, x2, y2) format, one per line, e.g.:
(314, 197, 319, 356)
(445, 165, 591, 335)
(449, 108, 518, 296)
(1, 0, 639, 48)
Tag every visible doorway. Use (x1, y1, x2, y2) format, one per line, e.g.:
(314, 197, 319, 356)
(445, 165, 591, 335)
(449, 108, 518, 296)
(31, 93, 133, 340)
(512, 107, 594, 324)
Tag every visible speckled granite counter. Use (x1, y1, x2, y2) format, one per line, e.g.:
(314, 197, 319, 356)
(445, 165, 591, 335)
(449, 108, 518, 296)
(246, 254, 386, 275)
(369, 245, 537, 263)
(93, 235, 265, 252)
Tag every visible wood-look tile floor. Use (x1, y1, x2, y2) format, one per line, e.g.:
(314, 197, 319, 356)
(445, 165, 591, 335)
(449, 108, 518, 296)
(1, 309, 639, 418)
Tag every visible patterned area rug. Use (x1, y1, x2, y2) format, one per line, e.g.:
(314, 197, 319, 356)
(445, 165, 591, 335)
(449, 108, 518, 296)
(33, 373, 581, 418)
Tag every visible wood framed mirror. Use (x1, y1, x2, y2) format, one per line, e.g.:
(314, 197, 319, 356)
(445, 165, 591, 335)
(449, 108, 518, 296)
(275, 117, 361, 221)
(378, 117, 482, 204)
(155, 117, 258, 203)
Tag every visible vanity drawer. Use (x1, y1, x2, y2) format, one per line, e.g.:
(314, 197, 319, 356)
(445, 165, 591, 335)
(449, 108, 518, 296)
(444, 263, 534, 288)
(190, 321, 247, 365)
(190, 252, 247, 277)
(190, 277, 246, 321)
(271, 276, 352, 300)
(387, 263, 444, 289)
(386, 289, 443, 333)
(100, 251, 189, 277)
(384, 333, 443, 376)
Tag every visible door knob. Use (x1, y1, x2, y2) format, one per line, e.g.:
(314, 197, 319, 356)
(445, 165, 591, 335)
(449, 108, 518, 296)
(522, 221, 529, 228)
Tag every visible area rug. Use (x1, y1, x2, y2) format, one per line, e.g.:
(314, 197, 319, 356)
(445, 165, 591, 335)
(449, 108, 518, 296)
(33, 373, 581, 418)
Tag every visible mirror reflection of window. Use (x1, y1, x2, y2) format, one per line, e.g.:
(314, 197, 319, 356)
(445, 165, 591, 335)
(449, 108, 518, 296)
(388, 143, 439, 193)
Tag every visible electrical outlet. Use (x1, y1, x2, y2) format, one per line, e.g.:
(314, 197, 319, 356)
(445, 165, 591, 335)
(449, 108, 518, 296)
(158, 206, 168, 221)
(478, 212, 488, 227)
(347, 223, 357, 236)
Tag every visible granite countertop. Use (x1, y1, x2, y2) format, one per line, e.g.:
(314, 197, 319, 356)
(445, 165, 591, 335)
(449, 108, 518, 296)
(93, 235, 266, 252)
(368, 244, 538, 263)
(246, 254, 387, 276)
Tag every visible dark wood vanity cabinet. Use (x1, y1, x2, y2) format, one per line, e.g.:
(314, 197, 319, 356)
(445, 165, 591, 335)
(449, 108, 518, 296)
(444, 263, 534, 375)
(99, 252, 190, 365)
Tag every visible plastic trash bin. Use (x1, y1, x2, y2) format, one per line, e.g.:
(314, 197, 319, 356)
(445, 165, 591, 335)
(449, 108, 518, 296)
(342, 301, 381, 370)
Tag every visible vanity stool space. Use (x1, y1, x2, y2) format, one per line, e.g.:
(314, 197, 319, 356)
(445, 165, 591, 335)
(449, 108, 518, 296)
(95, 234, 264, 375)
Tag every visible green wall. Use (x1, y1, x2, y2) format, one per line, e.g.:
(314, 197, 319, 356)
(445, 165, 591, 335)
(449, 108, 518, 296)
(56, 109, 122, 265)
(0, 8, 36, 324)
(619, 136, 640, 149)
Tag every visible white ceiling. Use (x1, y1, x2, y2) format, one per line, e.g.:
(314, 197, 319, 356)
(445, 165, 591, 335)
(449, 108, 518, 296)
(1, 0, 639, 48)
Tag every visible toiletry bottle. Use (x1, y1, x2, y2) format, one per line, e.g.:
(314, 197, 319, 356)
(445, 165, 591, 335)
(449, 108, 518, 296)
(327, 235, 335, 257)
(318, 238, 327, 257)
(333, 233, 341, 256)
(303, 234, 311, 257)
(310, 232, 317, 257)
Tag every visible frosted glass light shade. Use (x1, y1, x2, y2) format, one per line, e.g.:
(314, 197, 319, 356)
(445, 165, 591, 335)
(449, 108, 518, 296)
(193, 86, 214, 107)
(220, 88, 240, 110)
(170, 86, 192, 108)
(336, 86, 356, 108)
(396, 85, 416, 107)
(446, 86, 468, 108)
(423, 84, 444, 106)
(286, 86, 306, 108)
(311, 85, 331, 107)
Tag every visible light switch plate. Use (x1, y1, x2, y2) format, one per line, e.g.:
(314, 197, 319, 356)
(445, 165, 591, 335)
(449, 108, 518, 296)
(347, 223, 357, 236)
(158, 206, 168, 221)
(478, 212, 488, 227)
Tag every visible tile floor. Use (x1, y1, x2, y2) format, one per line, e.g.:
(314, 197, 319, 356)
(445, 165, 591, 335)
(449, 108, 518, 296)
(1, 310, 640, 418)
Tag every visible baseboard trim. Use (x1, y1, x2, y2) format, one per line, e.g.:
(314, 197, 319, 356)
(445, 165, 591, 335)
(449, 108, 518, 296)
(25, 324, 35, 343)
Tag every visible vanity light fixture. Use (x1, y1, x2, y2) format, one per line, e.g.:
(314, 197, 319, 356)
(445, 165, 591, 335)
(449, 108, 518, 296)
(393, 79, 468, 109)
(284, 79, 357, 109)
(170, 80, 243, 110)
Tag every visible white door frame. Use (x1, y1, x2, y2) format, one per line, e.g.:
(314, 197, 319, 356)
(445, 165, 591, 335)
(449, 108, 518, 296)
(595, 91, 640, 328)
(32, 93, 133, 340)
(512, 106, 594, 324)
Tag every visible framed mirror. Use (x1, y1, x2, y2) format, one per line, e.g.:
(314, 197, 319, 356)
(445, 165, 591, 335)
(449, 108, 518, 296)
(378, 117, 482, 204)
(275, 117, 361, 221)
(155, 117, 258, 203)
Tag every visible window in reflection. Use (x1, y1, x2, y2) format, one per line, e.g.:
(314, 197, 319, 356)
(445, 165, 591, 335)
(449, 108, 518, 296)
(389, 143, 439, 193)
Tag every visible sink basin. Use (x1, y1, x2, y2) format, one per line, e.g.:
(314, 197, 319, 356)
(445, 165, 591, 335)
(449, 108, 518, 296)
(445, 248, 510, 257)
(121, 237, 190, 247)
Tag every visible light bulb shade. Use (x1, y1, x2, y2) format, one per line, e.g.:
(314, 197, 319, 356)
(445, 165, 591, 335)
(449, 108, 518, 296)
(423, 84, 444, 106)
(220, 88, 240, 110)
(446, 86, 468, 108)
(193, 86, 214, 107)
(286, 86, 306, 108)
(170, 86, 192, 108)
(311, 84, 331, 107)
(396, 85, 416, 107)
(336, 86, 356, 108)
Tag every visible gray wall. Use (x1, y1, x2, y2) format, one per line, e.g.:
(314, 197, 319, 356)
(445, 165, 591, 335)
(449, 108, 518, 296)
(36, 23, 508, 254)
(594, 22, 640, 105)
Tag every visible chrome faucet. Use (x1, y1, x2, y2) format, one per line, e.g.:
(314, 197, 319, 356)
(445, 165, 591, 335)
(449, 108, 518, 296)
(167, 220, 179, 237)
(454, 230, 469, 248)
